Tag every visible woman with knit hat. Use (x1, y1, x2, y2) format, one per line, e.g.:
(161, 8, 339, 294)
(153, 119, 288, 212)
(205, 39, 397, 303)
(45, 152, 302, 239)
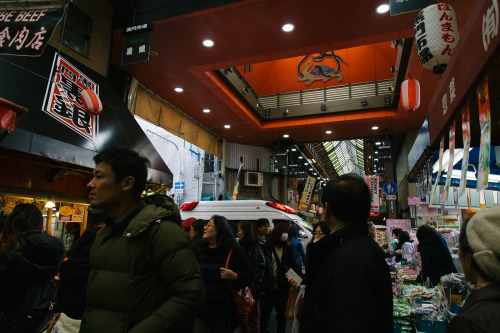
(447, 207, 500, 333)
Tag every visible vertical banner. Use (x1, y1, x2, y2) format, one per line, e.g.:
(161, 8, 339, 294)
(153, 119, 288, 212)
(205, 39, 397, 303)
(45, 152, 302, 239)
(421, 163, 429, 203)
(366, 176, 380, 217)
(445, 122, 455, 201)
(476, 76, 491, 191)
(459, 102, 471, 197)
(299, 176, 316, 211)
(430, 137, 445, 204)
(231, 163, 244, 200)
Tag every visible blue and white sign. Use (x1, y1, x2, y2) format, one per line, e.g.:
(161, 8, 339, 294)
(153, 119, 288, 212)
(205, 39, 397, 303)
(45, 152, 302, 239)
(383, 181, 397, 195)
(174, 182, 185, 189)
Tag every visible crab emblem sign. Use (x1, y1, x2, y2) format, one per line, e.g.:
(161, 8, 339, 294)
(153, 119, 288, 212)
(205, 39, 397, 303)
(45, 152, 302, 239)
(297, 51, 348, 86)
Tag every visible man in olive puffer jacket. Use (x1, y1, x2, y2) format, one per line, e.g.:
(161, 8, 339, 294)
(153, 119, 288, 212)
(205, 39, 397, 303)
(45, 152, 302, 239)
(81, 147, 204, 332)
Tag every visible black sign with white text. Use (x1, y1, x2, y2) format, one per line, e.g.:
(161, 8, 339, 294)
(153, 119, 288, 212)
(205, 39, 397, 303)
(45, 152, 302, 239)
(121, 23, 153, 65)
(0, 8, 64, 56)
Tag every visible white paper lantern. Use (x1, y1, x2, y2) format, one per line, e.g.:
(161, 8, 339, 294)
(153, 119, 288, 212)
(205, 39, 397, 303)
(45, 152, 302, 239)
(414, 3, 459, 74)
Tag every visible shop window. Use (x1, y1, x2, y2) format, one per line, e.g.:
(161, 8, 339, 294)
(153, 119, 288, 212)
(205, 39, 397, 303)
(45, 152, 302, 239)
(62, 5, 92, 57)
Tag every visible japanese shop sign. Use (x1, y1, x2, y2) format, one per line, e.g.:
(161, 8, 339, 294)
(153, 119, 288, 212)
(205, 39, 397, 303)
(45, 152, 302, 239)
(299, 176, 316, 211)
(42, 53, 99, 141)
(122, 23, 153, 65)
(366, 176, 380, 217)
(0, 8, 63, 56)
(444, 122, 455, 201)
(428, 0, 500, 145)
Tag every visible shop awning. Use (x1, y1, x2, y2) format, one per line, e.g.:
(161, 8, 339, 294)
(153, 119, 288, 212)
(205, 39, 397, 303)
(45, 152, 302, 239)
(0, 46, 173, 187)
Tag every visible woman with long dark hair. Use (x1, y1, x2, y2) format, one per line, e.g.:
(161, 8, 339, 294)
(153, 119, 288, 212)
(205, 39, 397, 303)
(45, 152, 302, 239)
(0, 203, 64, 332)
(237, 220, 266, 333)
(190, 219, 207, 248)
(260, 222, 300, 333)
(392, 228, 414, 262)
(194, 215, 254, 333)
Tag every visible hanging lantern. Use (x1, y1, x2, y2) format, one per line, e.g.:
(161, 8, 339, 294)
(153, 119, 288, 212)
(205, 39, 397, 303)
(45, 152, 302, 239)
(414, 3, 459, 74)
(294, 194, 300, 203)
(401, 78, 420, 112)
(80, 89, 103, 115)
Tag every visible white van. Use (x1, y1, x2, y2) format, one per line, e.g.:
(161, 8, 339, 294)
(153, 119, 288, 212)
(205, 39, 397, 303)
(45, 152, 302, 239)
(180, 200, 313, 246)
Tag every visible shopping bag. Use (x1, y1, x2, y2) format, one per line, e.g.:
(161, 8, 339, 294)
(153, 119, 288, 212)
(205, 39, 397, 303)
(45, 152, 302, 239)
(230, 286, 255, 317)
(226, 249, 255, 317)
(39, 312, 81, 333)
(285, 286, 300, 320)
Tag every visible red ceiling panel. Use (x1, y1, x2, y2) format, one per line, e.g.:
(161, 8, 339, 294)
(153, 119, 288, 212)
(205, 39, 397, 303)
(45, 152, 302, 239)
(111, 0, 478, 146)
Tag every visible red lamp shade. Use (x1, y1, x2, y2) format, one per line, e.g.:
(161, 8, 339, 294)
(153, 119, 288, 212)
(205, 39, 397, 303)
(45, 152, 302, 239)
(80, 89, 103, 115)
(401, 78, 420, 112)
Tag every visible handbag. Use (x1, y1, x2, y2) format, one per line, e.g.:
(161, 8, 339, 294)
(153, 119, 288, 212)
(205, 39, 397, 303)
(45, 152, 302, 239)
(225, 248, 255, 317)
(285, 286, 300, 320)
(39, 312, 81, 333)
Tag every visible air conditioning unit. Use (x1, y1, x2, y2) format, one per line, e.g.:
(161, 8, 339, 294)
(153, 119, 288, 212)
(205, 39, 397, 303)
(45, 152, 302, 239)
(244, 171, 263, 187)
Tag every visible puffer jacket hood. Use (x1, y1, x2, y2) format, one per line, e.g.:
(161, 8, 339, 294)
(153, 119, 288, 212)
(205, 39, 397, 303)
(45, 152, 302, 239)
(112, 195, 181, 238)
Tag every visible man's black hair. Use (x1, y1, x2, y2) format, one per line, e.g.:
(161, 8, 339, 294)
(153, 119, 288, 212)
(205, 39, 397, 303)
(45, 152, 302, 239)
(257, 218, 270, 228)
(94, 147, 151, 199)
(321, 173, 371, 224)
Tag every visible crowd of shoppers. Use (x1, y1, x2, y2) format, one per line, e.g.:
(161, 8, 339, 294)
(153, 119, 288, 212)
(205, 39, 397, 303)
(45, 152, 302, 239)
(2, 147, 500, 333)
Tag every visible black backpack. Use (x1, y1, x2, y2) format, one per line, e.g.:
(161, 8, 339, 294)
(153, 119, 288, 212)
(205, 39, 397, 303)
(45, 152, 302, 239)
(259, 242, 275, 293)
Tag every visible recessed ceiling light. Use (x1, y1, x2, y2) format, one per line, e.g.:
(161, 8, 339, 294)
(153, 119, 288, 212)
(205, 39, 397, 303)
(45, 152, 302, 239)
(313, 173, 317, 175)
(375, 151, 379, 154)
(202, 39, 214, 47)
(369, 155, 372, 159)
(325, 130, 332, 134)
(372, 126, 379, 130)
(309, 168, 313, 171)
(203, 109, 211, 113)
(291, 148, 296, 151)
(174, 87, 183, 92)
(224, 124, 231, 129)
(375, 141, 382, 145)
(282, 23, 295, 32)
(283, 134, 289, 138)
(376, 4, 390, 14)
(304, 162, 308, 165)
(298, 156, 303, 159)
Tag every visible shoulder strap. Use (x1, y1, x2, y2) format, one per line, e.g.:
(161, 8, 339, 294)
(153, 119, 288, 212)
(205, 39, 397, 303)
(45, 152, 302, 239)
(225, 248, 233, 269)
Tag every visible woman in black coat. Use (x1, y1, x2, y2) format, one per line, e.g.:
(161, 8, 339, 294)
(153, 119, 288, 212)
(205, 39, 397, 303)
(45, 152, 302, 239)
(416, 225, 456, 286)
(260, 222, 300, 333)
(194, 215, 254, 333)
(0, 203, 64, 333)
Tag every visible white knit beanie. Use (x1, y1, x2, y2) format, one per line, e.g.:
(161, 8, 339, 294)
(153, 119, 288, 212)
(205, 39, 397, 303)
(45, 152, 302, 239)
(467, 207, 500, 283)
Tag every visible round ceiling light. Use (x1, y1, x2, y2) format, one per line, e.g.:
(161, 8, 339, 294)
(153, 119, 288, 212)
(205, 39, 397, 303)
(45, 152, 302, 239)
(202, 39, 214, 47)
(376, 4, 390, 14)
(174, 87, 183, 92)
(283, 134, 290, 138)
(372, 126, 379, 130)
(325, 130, 332, 134)
(203, 108, 211, 113)
(224, 124, 231, 129)
(375, 141, 382, 145)
(282, 23, 295, 32)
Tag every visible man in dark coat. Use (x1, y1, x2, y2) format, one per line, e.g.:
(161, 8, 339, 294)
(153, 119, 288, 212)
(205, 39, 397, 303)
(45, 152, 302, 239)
(81, 147, 204, 332)
(300, 174, 393, 333)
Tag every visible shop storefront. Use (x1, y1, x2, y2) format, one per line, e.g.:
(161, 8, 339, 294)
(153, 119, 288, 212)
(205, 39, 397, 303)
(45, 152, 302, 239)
(0, 45, 173, 242)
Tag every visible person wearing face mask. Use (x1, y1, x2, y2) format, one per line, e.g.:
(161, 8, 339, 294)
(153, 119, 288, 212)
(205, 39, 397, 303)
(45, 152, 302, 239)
(259, 223, 300, 333)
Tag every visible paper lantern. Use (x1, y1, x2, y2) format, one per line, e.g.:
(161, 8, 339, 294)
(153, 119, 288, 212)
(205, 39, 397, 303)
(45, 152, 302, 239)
(414, 3, 459, 74)
(80, 89, 103, 115)
(401, 78, 420, 112)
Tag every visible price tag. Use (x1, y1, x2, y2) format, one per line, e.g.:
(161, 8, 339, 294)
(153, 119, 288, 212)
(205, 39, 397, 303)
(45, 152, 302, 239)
(450, 294, 462, 304)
